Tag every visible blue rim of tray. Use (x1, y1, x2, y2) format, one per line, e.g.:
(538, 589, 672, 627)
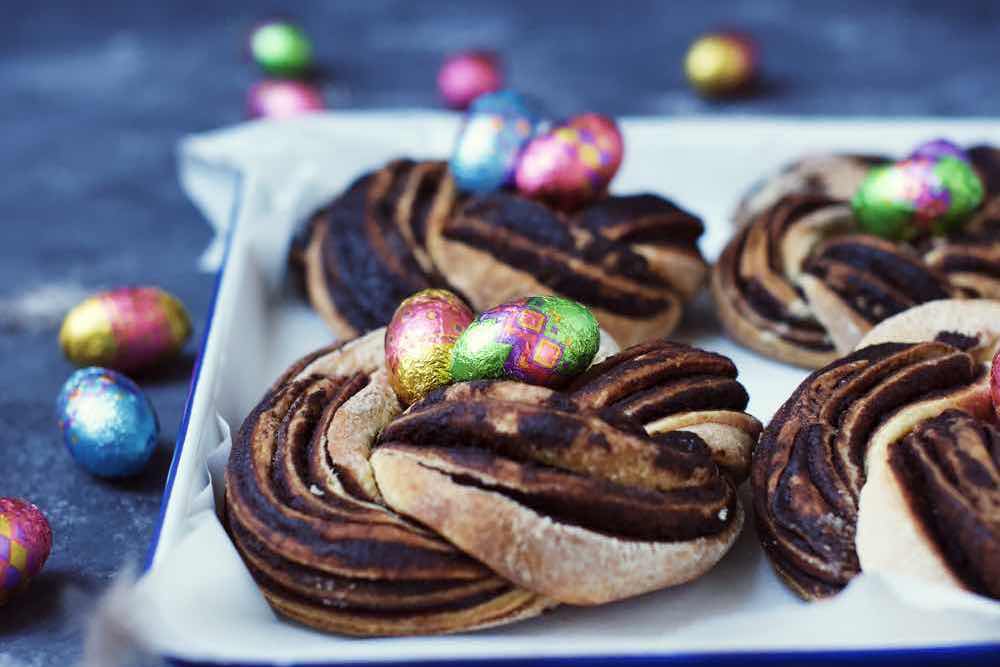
(144, 154, 243, 569)
(150, 153, 1000, 666)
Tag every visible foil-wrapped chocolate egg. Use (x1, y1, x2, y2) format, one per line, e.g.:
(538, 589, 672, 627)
(56, 367, 159, 478)
(249, 20, 313, 77)
(684, 31, 758, 96)
(385, 289, 474, 404)
(60, 286, 191, 374)
(514, 113, 624, 210)
(909, 138, 970, 163)
(852, 156, 984, 240)
(437, 50, 503, 110)
(248, 80, 324, 119)
(0, 498, 52, 606)
(450, 295, 599, 388)
(450, 90, 541, 193)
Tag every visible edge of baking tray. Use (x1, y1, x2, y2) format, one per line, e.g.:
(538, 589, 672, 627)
(144, 154, 243, 569)
(151, 120, 1000, 666)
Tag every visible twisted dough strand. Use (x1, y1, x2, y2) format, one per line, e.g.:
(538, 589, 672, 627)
(753, 341, 998, 600)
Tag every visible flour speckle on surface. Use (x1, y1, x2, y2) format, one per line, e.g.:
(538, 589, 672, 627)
(0, 282, 90, 333)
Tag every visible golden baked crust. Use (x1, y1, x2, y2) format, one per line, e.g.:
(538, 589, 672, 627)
(294, 159, 708, 348)
(226, 333, 761, 636)
(856, 299, 1000, 363)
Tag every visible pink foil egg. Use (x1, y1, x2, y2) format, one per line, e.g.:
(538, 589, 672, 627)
(515, 113, 624, 210)
(0, 498, 52, 605)
(59, 286, 192, 373)
(437, 51, 503, 110)
(384, 289, 474, 404)
(248, 80, 324, 119)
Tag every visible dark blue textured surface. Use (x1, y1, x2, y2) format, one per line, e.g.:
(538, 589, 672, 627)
(3, 2, 1000, 665)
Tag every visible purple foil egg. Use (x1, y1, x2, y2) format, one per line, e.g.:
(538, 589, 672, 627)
(909, 138, 969, 163)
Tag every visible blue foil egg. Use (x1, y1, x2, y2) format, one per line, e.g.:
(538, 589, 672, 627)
(450, 90, 541, 193)
(56, 367, 159, 478)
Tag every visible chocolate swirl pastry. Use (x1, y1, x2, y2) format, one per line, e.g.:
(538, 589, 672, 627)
(226, 331, 760, 636)
(731, 153, 888, 230)
(753, 340, 999, 601)
(295, 159, 708, 348)
(713, 145, 1000, 368)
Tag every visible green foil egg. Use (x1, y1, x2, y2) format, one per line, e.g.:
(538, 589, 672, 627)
(250, 21, 313, 76)
(851, 156, 984, 240)
(450, 296, 600, 388)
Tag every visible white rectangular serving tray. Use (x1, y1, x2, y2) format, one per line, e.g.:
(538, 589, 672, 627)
(132, 114, 1000, 666)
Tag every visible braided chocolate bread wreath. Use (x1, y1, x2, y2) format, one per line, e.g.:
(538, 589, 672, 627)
(753, 300, 1000, 602)
(713, 145, 1000, 368)
(225, 330, 760, 636)
(294, 159, 708, 348)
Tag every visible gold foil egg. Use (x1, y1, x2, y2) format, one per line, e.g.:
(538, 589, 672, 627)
(59, 286, 192, 373)
(684, 32, 758, 96)
(384, 289, 474, 405)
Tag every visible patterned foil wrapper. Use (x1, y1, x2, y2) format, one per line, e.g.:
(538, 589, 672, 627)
(384, 289, 474, 404)
(852, 156, 984, 240)
(0, 498, 52, 605)
(514, 113, 623, 209)
(56, 367, 160, 478)
(450, 90, 540, 193)
(451, 295, 600, 387)
(59, 286, 192, 373)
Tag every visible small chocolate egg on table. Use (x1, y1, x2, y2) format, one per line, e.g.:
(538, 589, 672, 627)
(437, 50, 503, 110)
(250, 20, 313, 77)
(57, 367, 159, 478)
(385, 289, 474, 404)
(450, 90, 540, 194)
(451, 295, 600, 388)
(0, 498, 52, 605)
(248, 80, 324, 119)
(515, 112, 624, 210)
(60, 286, 191, 374)
(684, 31, 758, 96)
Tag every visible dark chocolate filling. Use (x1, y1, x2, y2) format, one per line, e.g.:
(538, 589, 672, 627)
(890, 410, 1000, 599)
(388, 444, 734, 542)
(751, 341, 985, 600)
